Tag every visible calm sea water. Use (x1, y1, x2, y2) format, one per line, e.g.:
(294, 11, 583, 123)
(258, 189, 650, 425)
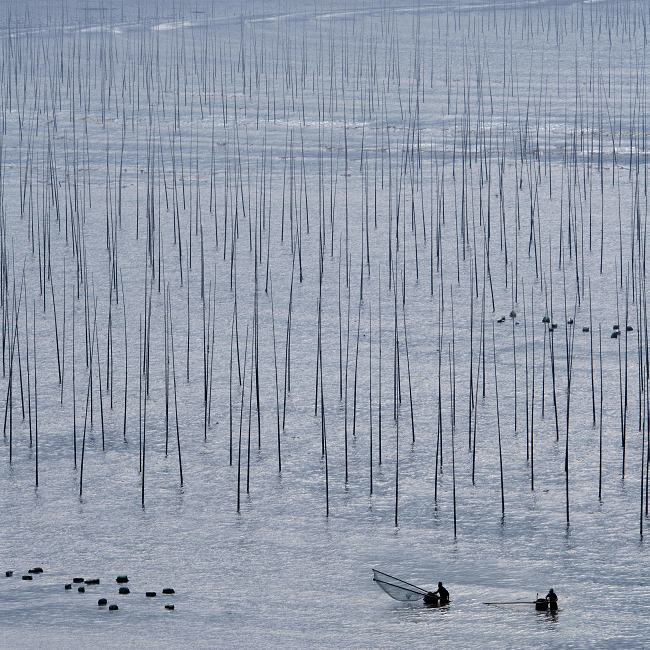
(1, 0, 650, 647)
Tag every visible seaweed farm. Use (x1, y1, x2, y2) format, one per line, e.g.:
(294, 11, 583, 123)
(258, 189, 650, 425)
(2, 0, 650, 646)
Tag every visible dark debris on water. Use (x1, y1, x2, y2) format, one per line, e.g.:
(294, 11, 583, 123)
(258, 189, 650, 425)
(7, 569, 178, 618)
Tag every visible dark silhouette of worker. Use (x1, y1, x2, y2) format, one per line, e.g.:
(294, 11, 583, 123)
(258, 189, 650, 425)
(546, 588, 558, 611)
(428, 582, 449, 605)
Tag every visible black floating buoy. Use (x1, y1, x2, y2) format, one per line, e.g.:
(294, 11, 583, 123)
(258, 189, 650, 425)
(611, 331, 619, 339)
(22, 575, 33, 581)
(78, 586, 86, 593)
(551, 323, 558, 329)
(28, 567, 43, 574)
(108, 604, 119, 611)
(164, 604, 175, 611)
(613, 324, 620, 330)
(582, 326, 590, 332)
(509, 310, 517, 319)
(423, 592, 439, 606)
(627, 325, 633, 332)
(146, 591, 157, 598)
(567, 318, 574, 325)
(85, 578, 100, 585)
(542, 315, 550, 323)
(72, 577, 85, 584)
(497, 316, 505, 323)
(5, 571, 13, 578)
(65, 584, 72, 590)
(116, 575, 129, 584)
(118, 587, 130, 595)
(535, 598, 549, 611)
(162, 588, 175, 595)
(98, 598, 107, 606)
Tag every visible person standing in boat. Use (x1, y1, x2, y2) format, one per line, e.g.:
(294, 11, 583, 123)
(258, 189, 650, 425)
(546, 588, 558, 610)
(424, 582, 450, 605)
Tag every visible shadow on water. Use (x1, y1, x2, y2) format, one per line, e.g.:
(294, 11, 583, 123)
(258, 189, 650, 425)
(394, 600, 452, 625)
(535, 609, 560, 626)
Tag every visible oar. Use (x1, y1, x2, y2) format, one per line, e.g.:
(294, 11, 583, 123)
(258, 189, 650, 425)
(483, 601, 536, 606)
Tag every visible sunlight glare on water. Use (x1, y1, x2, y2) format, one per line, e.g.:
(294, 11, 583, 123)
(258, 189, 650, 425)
(1, 0, 650, 647)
